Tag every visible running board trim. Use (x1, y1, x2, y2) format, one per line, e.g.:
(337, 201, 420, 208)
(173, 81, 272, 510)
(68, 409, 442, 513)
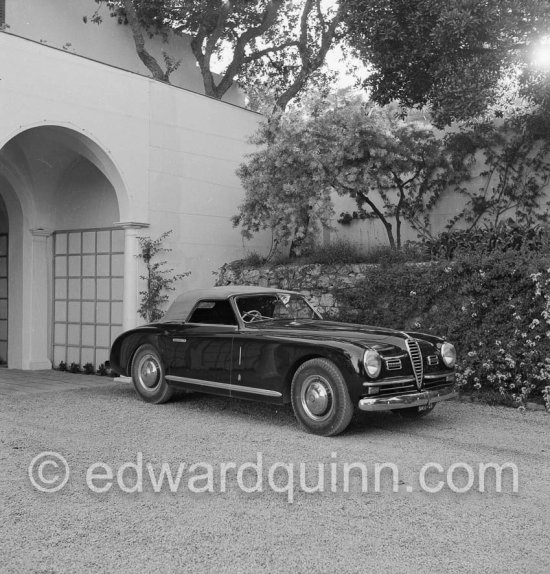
(165, 375, 282, 398)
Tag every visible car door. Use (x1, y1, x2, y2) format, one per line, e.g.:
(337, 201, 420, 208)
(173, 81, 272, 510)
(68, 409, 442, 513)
(230, 294, 288, 403)
(231, 331, 287, 402)
(166, 299, 237, 396)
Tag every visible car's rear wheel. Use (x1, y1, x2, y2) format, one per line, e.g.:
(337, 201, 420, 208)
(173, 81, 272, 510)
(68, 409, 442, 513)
(395, 405, 436, 418)
(291, 358, 353, 436)
(131, 344, 174, 404)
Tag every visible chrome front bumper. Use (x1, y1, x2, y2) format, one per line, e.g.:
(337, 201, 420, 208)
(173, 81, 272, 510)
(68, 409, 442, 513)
(358, 385, 457, 412)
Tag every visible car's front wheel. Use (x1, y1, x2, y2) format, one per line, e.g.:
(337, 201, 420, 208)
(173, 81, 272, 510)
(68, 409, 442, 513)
(131, 344, 174, 404)
(291, 358, 353, 436)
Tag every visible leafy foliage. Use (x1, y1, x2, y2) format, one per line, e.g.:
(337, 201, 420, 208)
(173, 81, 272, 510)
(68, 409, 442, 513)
(69, 362, 82, 374)
(90, 0, 343, 110)
(445, 115, 550, 230)
(137, 231, 190, 322)
(425, 221, 550, 259)
(83, 362, 96, 375)
(301, 239, 364, 265)
(336, 247, 550, 407)
(343, 0, 550, 125)
(234, 93, 471, 252)
(96, 363, 110, 376)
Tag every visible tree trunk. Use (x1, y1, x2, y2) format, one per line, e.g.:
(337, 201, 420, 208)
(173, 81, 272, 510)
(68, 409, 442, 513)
(289, 211, 311, 258)
(121, 0, 169, 82)
(395, 213, 402, 249)
(360, 193, 397, 250)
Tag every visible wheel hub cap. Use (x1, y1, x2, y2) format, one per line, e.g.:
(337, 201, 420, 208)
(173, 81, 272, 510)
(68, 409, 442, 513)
(305, 382, 329, 415)
(301, 375, 333, 421)
(140, 357, 160, 388)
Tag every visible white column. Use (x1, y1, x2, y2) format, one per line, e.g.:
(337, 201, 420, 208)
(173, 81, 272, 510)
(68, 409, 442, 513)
(116, 222, 149, 331)
(28, 228, 53, 369)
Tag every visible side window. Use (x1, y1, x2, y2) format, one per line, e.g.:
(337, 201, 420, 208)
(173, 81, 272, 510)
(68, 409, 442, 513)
(187, 300, 237, 325)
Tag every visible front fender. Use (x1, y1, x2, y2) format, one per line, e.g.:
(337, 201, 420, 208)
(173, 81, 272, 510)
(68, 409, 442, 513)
(109, 326, 167, 376)
(278, 340, 366, 403)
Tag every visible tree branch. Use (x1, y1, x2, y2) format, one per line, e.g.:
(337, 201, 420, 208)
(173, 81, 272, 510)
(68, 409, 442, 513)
(274, 1, 342, 110)
(120, 0, 169, 81)
(215, 0, 285, 98)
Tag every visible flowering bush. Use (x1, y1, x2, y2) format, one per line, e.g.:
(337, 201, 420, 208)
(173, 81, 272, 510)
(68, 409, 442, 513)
(336, 249, 550, 408)
(424, 221, 550, 259)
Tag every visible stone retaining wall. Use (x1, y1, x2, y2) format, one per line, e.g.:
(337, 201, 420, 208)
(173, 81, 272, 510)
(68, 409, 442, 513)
(216, 262, 378, 317)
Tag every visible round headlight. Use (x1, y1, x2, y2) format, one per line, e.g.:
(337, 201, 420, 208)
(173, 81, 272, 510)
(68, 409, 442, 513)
(364, 349, 382, 378)
(441, 342, 456, 368)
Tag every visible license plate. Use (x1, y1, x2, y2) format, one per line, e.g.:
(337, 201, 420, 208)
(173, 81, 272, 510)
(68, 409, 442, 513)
(418, 405, 430, 412)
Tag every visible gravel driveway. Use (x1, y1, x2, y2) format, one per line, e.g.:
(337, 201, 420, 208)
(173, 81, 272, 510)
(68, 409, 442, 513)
(1, 378, 548, 573)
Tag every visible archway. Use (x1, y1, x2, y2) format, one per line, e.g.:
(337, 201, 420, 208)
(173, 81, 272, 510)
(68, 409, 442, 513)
(0, 125, 129, 369)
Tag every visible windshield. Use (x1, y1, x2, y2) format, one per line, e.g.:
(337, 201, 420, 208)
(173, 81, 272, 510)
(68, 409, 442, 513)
(235, 293, 322, 323)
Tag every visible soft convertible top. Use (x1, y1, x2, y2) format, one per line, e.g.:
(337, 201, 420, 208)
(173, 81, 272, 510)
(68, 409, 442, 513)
(159, 285, 302, 322)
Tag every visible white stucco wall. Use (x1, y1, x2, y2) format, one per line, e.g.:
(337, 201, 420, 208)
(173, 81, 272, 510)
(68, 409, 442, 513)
(0, 29, 266, 277)
(4, 0, 244, 106)
(328, 154, 507, 249)
(0, 31, 268, 368)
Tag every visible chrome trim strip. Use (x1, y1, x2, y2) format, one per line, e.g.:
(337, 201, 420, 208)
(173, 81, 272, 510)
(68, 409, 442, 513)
(363, 376, 415, 387)
(384, 353, 408, 360)
(165, 375, 282, 398)
(424, 372, 454, 380)
(173, 338, 187, 343)
(358, 385, 457, 412)
(362, 372, 454, 387)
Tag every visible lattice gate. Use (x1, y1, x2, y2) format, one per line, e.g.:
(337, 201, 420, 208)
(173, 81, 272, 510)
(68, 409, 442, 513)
(52, 228, 125, 369)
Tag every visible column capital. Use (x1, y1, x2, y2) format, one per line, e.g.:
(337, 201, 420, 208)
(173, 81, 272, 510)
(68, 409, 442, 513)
(30, 227, 53, 237)
(114, 221, 150, 230)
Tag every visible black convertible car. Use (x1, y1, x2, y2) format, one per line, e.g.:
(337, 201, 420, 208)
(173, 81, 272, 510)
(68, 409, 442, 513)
(109, 286, 457, 436)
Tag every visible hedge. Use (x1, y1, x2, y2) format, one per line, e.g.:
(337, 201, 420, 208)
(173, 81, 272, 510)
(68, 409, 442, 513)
(335, 249, 550, 409)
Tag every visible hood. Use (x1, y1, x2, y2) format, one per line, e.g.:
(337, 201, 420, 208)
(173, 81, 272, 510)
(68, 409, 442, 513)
(243, 319, 442, 352)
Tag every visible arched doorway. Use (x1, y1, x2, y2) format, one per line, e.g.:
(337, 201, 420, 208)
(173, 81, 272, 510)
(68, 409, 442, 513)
(0, 125, 129, 369)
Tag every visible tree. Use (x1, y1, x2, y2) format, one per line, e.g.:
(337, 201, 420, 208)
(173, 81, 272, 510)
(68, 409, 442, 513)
(343, 0, 550, 125)
(233, 103, 335, 258)
(234, 93, 471, 252)
(340, 113, 473, 247)
(89, 0, 343, 110)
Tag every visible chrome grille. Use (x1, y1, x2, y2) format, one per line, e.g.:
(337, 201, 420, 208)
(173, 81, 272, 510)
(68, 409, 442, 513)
(427, 355, 439, 366)
(386, 358, 402, 371)
(406, 339, 423, 389)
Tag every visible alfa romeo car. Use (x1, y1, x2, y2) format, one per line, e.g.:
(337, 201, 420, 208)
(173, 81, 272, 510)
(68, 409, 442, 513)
(109, 286, 457, 436)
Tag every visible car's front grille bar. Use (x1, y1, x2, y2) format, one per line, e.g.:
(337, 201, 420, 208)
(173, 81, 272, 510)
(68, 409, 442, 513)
(386, 358, 402, 371)
(406, 339, 423, 389)
(374, 377, 452, 397)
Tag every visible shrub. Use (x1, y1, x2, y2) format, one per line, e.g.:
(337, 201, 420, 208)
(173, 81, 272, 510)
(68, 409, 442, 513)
(305, 239, 364, 265)
(96, 363, 109, 376)
(228, 240, 428, 268)
(83, 362, 95, 375)
(228, 251, 267, 271)
(336, 248, 550, 407)
(69, 362, 81, 374)
(137, 231, 190, 323)
(425, 221, 550, 260)
(57, 361, 67, 372)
